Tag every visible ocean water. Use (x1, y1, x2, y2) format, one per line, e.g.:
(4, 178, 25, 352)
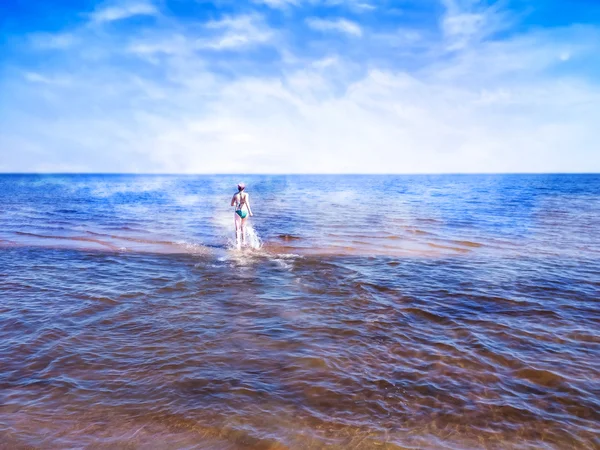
(0, 174, 598, 449)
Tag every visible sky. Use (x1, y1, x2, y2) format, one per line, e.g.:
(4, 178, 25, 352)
(1, 0, 599, 173)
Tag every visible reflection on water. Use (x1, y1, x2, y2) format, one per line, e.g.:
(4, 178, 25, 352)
(0, 175, 599, 449)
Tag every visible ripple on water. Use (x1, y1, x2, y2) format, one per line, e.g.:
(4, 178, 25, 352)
(1, 175, 600, 448)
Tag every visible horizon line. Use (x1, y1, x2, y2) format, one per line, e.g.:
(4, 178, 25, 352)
(0, 172, 599, 176)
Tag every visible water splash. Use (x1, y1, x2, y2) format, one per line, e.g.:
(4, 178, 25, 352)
(224, 223, 263, 252)
(244, 225, 262, 250)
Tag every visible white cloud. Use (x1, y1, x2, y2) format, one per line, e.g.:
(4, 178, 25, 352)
(440, 0, 508, 50)
(320, 0, 375, 9)
(9, 29, 600, 173)
(311, 56, 339, 68)
(23, 72, 71, 86)
(127, 34, 190, 57)
(200, 15, 273, 49)
(306, 18, 362, 36)
(354, 3, 376, 12)
(254, 0, 375, 10)
(90, 2, 158, 23)
(29, 33, 77, 50)
(253, 0, 299, 8)
(442, 12, 485, 49)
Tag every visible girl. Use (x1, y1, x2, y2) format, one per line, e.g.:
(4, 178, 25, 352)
(230, 183, 253, 247)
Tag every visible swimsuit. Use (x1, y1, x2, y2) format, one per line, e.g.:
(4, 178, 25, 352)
(235, 192, 248, 219)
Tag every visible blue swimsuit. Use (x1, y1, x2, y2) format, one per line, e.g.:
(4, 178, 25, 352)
(235, 192, 248, 219)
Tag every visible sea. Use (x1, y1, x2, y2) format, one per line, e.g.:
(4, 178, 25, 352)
(0, 174, 598, 449)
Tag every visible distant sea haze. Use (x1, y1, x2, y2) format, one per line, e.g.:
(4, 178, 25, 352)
(1, 174, 599, 448)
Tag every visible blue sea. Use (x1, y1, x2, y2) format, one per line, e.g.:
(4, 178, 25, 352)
(0, 174, 599, 449)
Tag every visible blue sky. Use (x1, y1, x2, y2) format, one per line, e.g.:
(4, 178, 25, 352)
(1, 0, 599, 173)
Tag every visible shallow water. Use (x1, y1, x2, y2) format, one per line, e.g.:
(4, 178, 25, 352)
(0, 174, 599, 449)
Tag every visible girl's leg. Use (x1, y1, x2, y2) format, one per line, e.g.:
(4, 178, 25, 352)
(240, 217, 247, 246)
(234, 214, 242, 248)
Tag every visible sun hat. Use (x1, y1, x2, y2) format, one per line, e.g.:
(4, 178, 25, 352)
(237, 182, 246, 191)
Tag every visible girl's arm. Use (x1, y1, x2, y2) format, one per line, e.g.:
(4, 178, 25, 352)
(246, 194, 253, 216)
(231, 194, 237, 207)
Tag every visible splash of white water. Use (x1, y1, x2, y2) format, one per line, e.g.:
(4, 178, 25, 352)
(244, 225, 262, 250)
(224, 223, 263, 252)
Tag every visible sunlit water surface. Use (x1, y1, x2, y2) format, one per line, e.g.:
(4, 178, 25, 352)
(0, 174, 599, 449)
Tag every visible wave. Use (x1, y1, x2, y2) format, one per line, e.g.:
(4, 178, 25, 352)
(11, 231, 209, 255)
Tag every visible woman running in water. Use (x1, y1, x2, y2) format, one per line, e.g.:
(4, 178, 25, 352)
(231, 182, 253, 247)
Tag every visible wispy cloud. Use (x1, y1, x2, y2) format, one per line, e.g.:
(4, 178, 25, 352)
(90, 2, 158, 23)
(201, 14, 273, 50)
(29, 32, 77, 50)
(440, 0, 508, 50)
(306, 18, 362, 36)
(354, 3, 376, 12)
(23, 72, 72, 86)
(127, 34, 190, 57)
(327, 0, 376, 12)
(253, 0, 299, 9)
(255, 0, 374, 11)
